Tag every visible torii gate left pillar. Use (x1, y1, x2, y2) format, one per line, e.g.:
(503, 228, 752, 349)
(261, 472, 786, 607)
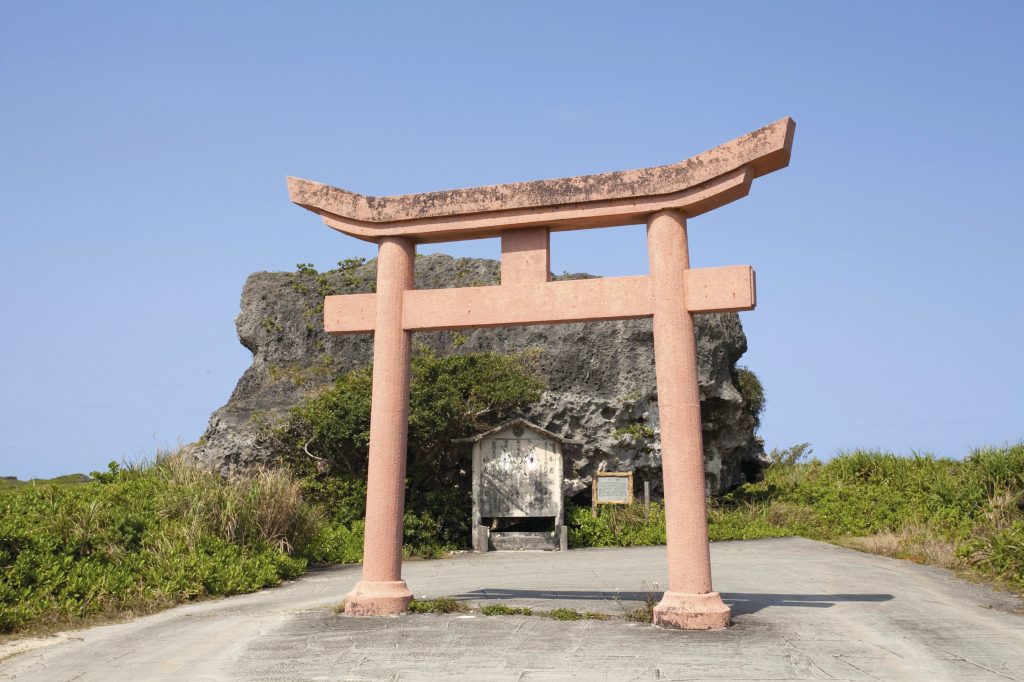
(288, 117, 795, 629)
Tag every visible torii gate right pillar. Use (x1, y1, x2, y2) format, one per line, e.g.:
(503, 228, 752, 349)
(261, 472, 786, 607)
(647, 209, 731, 629)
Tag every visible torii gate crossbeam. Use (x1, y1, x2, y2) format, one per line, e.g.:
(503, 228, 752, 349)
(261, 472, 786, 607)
(288, 117, 795, 630)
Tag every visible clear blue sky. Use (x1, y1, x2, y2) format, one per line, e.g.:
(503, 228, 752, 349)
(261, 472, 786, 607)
(2, 2, 1021, 479)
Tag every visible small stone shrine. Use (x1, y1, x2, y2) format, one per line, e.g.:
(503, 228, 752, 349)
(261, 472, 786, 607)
(459, 419, 576, 552)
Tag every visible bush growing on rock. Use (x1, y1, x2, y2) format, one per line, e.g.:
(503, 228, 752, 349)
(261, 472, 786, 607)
(265, 347, 546, 554)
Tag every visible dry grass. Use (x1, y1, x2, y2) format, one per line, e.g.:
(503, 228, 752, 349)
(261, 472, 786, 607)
(156, 454, 322, 553)
(835, 523, 966, 571)
(763, 501, 817, 528)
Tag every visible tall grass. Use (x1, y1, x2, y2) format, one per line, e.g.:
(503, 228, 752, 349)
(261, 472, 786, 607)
(569, 443, 1024, 593)
(0, 454, 322, 634)
(0, 451, 462, 635)
(4, 443, 1021, 635)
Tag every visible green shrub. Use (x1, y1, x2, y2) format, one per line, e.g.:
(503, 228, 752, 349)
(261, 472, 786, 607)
(268, 347, 546, 559)
(713, 443, 1024, 591)
(0, 455, 320, 634)
(766, 442, 812, 466)
(305, 521, 365, 564)
(567, 443, 1024, 593)
(733, 366, 765, 425)
(567, 503, 665, 548)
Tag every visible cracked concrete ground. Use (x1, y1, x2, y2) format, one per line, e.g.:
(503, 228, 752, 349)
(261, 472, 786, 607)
(1, 538, 1022, 681)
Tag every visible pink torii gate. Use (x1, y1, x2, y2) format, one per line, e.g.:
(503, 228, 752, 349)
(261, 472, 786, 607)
(288, 117, 795, 629)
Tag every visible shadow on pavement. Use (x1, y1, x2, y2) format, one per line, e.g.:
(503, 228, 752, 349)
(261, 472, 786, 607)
(458, 588, 656, 603)
(457, 588, 894, 616)
(722, 592, 894, 616)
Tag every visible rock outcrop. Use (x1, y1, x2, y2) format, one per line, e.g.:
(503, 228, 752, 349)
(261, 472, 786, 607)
(189, 255, 766, 497)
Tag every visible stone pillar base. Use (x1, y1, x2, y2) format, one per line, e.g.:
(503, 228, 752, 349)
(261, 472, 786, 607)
(343, 580, 413, 616)
(653, 591, 731, 630)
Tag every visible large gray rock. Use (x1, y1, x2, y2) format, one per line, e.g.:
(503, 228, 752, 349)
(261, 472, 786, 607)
(188, 255, 766, 496)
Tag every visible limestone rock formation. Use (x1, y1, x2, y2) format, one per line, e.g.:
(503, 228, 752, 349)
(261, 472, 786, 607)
(188, 255, 766, 497)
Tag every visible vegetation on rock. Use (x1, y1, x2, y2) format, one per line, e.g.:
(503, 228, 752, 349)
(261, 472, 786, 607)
(194, 254, 767, 497)
(733, 365, 766, 427)
(264, 346, 546, 560)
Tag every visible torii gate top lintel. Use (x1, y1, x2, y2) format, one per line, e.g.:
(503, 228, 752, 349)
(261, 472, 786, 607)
(287, 116, 794, 244)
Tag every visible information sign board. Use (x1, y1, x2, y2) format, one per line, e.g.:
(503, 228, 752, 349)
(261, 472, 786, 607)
(592, 472, 634, 516)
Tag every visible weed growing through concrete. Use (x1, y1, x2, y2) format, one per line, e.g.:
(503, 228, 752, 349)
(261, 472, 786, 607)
(580, 611, 611, 621)
(481, 604, 532, 616)
(620, 581, 659, 623)
(407, 597, 468, 614)
(624, 607, 652, 623)
(537, 608, 610, 621)
(402, 600, 614, 621)
(542, 608, 582, 621)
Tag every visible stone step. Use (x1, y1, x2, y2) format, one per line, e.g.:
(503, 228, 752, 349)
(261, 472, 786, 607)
(489, 531, 559, 551)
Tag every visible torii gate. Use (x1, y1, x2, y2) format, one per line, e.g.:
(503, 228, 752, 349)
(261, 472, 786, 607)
(288, 117, 795, 630)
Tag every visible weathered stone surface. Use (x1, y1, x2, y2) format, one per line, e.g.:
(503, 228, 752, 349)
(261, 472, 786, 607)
(187, 254, 766, 496)
(287, 117, 795, 242)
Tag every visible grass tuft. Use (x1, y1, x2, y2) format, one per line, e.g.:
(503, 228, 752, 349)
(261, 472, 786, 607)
(481, 604, 532, 616)
(407, 597, 468, 614)
(541, 608, 582, 621)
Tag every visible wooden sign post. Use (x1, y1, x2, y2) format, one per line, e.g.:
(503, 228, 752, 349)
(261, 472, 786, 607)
(592, 471, 634, 517)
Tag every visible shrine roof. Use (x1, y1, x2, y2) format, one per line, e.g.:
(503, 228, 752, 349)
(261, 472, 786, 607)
(453, 418, 583, 445)
(287, 117, 795, 242)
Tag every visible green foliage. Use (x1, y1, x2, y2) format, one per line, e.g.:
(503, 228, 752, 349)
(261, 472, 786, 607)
(406, 347, 545, 485)
(543, 607, 582, 621)
(622, 581, 659, 622)
(612, 422, 655, 453)
(277, 347, 544, 481)
(0, 474, 90, 494)
(733, 366, 765, 425)
(481, 604, 533, 616)
(624, 606, 653, 623)
(554, 271, 597, 281)
(0, 456, 322, 634)
(612, 423, 655, 442)
(303, 521, 364, 564)
(767, 442, 813, 466)
(718, 444, 1024, 591)
(565, 444, 1024, 593)
(336, 257, 368, 288)
(407, 596, 468, 614)
(716, 448, 989, 540)
(567, 503, 665, 548)
(291, 263, 342, 305)
(267, 347, 546, 560)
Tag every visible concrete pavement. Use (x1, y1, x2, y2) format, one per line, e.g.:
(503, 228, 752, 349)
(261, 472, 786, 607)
(2, 538, 1023, 681)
